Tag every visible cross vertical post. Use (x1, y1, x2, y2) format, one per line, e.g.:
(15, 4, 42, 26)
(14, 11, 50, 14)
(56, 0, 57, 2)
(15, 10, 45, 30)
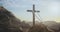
(27, 4, 40, 27)
(33, 4, 35, 26)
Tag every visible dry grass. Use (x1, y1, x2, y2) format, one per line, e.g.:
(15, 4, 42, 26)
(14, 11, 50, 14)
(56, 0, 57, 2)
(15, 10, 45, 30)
(28, 24, 54, 32)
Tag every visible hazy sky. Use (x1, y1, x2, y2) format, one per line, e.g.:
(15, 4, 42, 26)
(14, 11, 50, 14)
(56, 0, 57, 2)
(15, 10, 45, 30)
(2, 0, 60, 22)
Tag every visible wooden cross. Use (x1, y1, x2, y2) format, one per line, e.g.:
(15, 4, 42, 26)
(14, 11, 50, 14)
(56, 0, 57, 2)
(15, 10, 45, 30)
(27, 4, 40, 26)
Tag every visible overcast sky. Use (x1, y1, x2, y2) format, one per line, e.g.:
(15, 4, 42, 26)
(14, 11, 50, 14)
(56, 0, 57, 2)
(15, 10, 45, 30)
(2, 0, 60, 22)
